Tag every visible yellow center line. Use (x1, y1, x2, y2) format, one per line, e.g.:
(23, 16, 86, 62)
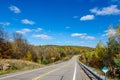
(32, 64, 67, 80)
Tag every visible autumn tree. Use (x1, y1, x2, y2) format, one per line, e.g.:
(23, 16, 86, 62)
(13, 33, 29, 59)
(26, 51, 32, 61)
(0, 26, 13, 59)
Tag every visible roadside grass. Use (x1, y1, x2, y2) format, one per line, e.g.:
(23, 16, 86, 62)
(0, 69, 19, 75)
(0, 56, 73, 75)
(0, 59, 44, 75)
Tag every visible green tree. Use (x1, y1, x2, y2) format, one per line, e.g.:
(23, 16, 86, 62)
(42, 58, 48, 64)
(107, 37, 118, 66)
(116, 24, 120, 52)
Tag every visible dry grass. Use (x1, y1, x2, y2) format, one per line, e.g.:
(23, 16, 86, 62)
(0, 59, 44, 75)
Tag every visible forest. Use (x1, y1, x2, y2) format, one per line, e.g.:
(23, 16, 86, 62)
(80, 24, 120, 79)
(0, 26, 92, 64)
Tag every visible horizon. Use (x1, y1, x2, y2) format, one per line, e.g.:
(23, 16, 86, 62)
(0, 0, 120, 47)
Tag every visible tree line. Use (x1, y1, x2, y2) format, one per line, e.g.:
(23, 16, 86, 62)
(0, 26, 93, 64)
(80, 25, 120, 79)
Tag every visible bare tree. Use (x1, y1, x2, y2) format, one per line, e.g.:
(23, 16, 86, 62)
(0, 26, 13, 59)
(13, 33, 28, 59)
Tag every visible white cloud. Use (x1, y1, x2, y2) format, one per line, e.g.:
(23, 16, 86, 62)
(9, 5, 21, 13)
(0, 22, 10, 26)
(85, 36, 95, 40)
(35, 28, 42, 32)
(65, 26, 70, 29)
(16, 28, 42, 35)
(21, 19, 35, 25)
(90, 5, 120, 15)
(16, 31, 25, 35)
(22, 28, 31, 32)
(73, 16, 79, 19)
(80, 15, 94, 21)
(103, 28, 116, 37)
(37, 28, 42, 31)
(71, 33, 87, 37)
(16, 28, 32, 35)
(71, 33, 95, 40)
(32, 34, 52, 40)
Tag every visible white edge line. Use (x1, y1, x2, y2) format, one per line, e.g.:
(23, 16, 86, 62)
(0, 68, 43, 80)
(73, 61, 77, 80)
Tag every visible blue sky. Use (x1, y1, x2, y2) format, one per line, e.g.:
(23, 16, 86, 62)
(0, 0, 120, 47)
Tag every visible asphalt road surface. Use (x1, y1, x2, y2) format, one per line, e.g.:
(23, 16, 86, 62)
(0, 56, 90, 80)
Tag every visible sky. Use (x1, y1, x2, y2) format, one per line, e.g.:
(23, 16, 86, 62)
(0, 0, 120, 47)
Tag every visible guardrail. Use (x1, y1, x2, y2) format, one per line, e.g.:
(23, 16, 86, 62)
(77, 60, 104, 80)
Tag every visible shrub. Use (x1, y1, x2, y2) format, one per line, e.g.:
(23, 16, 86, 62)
(42, 58, 48, 64)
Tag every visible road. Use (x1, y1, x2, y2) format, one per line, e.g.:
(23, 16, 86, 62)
(0, 56, 90, 80)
